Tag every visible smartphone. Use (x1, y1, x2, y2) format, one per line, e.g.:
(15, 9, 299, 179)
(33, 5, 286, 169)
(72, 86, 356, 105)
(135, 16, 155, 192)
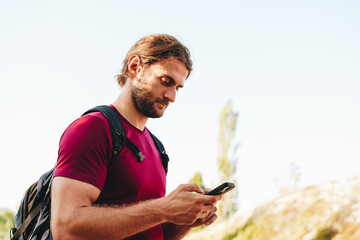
(205, 182, 235, 195)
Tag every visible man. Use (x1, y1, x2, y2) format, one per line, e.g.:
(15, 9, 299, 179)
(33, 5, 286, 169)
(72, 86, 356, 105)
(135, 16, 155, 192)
(51, 34, 222, 240)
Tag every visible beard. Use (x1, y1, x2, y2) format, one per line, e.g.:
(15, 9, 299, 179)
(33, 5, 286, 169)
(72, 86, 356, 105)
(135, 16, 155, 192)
(131, 84, 169, 118)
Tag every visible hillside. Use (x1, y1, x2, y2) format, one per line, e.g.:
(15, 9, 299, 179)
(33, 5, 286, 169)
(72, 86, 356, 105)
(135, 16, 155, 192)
(185, 177, 360, 240)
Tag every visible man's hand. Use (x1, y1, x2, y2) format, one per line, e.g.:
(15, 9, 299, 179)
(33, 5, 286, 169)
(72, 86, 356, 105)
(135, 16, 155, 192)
(189, 187, 220, 227)
(160, 183, 222, 226)
(161, 185, 222, 240)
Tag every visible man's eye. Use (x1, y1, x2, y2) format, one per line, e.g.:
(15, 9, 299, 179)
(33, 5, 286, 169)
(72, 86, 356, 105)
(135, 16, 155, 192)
(161, 77, 171, 86)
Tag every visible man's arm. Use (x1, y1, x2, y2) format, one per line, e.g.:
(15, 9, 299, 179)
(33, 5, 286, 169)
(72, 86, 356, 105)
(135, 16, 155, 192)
(51, 177, 221, 240)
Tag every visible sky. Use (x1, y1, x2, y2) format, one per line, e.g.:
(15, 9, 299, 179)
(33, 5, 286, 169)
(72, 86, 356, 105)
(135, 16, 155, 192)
(1, 0, 359, 214)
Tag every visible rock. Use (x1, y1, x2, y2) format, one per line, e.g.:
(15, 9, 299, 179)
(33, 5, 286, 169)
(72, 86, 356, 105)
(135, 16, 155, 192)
(185, 177, 360, 240)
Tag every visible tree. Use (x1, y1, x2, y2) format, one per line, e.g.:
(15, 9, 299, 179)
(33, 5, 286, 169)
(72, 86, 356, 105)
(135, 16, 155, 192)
(0, 208, 15, 240)
(279, 162, 302, 195)
(189, 171, 205, 190)
(216, 100, 239, 220)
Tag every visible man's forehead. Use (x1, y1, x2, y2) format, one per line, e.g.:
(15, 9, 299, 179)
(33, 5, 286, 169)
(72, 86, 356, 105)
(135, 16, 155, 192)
(151, 58, 188, 82)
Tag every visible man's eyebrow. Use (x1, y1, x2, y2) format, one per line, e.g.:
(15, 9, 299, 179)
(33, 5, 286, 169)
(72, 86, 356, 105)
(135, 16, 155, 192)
(163, 74, 184, 88)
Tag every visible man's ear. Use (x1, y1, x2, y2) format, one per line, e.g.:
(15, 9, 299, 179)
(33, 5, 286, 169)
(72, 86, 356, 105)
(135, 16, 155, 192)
(127, 55, 142, 79)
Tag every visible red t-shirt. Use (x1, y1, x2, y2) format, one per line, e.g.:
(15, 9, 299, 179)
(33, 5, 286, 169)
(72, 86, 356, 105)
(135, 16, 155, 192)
(54, 105, 166, 240)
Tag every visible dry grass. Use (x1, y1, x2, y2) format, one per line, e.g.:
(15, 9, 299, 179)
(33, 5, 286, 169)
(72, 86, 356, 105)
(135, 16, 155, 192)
(185, 177, 360, 240)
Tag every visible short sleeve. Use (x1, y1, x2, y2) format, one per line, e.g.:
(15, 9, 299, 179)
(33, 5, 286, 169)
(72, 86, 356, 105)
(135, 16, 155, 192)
(54, 113, 112, 190)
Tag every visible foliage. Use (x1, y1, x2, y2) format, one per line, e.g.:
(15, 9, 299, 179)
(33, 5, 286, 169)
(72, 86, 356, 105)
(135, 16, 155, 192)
(314, 227, 337, 240)
(223, 228, 239, 240)
(217, 100, 239, 220)
(189, 172, 205, 190)
(0, 208, 15, 240)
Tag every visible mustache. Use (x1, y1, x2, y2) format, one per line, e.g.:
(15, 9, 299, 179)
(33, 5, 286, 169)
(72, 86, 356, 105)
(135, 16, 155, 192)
(156, 98, 169, 106)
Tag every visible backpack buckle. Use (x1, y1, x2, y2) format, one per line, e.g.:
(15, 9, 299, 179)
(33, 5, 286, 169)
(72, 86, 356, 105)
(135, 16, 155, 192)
(137, 152, 145, 162)
(10, 228, 16, 239)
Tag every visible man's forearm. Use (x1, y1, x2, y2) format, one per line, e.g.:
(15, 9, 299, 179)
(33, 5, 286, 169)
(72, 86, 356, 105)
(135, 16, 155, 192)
(52, 182, 221, 240)
(52, 198, 166, 240)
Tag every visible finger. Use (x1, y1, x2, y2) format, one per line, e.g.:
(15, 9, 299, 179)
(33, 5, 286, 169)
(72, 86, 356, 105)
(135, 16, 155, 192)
(205, 214, 218, 226)
(200, 195, 219, 205)
(183, 183, 204, 194)
(212, 206, 218, 214)
(197, 211, 217, 227)
(203, 206, 217, 220)
(199, 211, 208, 219)
(200, 203, 217, 216)
(203, 203, 217, 212)
(191, 218, 205, 228)
(203, 187, 212, 194)
(214, 194, 223, 201)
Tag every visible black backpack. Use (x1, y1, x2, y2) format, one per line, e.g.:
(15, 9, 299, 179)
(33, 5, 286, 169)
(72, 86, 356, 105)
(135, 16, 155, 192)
(10, 105, 169, 240)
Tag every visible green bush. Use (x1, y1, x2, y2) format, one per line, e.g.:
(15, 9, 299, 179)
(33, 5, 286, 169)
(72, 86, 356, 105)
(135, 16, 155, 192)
(0, 208, 15, 240)
(223, 229, 239, 240)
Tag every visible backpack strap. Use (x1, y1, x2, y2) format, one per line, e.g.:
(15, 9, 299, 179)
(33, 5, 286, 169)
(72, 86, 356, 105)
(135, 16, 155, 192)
(82, 105, 145, 164)
(83, 105, 168, 173)
(149, 131, 169, 175)
(82, 105, 124, 164)
(10, 196, 50, 240)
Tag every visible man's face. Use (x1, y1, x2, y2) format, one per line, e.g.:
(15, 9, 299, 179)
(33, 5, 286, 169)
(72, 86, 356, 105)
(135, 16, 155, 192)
(131, 57, 188, 118)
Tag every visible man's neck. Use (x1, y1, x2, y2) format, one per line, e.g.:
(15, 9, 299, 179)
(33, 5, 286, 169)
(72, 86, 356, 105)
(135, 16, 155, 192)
(112, 89, 148, 131)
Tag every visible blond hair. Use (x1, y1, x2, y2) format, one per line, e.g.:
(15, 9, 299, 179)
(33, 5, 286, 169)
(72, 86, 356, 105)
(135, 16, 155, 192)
(117, 34, 192, 87)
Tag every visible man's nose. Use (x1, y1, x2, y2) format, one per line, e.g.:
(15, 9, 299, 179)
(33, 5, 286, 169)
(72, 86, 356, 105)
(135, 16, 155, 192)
(164, 87, 176, 103)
